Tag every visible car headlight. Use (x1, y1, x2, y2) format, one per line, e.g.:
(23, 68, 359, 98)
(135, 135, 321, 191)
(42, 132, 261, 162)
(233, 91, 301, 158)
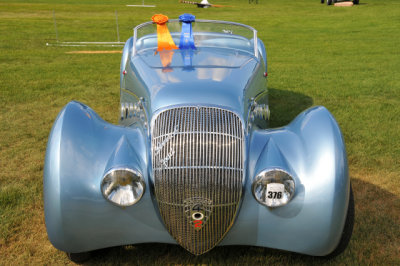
(252, 169, 295, 207)
(101, 168, 145, 207)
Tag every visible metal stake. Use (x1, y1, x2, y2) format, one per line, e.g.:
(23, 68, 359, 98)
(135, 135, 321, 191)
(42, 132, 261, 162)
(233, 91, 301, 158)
(115, 10, 120, 43)
(53, 10, 59, 42)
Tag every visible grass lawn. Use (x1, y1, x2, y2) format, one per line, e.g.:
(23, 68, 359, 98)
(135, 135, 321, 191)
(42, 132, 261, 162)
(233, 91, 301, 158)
(0, 0, 399, 264)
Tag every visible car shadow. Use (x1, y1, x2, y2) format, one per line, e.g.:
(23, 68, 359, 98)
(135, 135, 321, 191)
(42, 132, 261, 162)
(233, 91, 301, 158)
(267, 88, 314, 128)
(83, 178, 399, 264)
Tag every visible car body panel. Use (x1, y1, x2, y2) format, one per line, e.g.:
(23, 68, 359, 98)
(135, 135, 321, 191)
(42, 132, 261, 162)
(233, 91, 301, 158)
(44, 19, 349, 256)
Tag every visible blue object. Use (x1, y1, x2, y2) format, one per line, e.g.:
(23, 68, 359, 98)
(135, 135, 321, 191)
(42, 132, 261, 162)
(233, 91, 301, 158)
(180, 49, 195, 71)
(44, 19, 353, 259)
(179, 14, 196, 50)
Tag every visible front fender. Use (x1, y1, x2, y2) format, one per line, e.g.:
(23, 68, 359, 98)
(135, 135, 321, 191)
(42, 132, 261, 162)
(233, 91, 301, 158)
(43, 101, 174, 253)
(221, 106, 349, 256)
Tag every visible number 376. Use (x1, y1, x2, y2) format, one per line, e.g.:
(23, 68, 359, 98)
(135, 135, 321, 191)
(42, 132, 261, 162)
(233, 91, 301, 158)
(268, 191, 282, 199)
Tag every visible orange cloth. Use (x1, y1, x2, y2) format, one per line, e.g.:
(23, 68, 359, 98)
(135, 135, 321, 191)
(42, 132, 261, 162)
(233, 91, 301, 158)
(151, 14, 178, 52)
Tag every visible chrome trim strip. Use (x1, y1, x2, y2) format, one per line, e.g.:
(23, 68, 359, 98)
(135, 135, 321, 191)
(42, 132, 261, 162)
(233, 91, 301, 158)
(152, 131, 243, 140)
(153, 166, 243, 171)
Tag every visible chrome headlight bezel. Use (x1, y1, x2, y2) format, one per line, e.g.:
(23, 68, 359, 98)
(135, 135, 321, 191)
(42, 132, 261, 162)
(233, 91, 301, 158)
(252, 168, 295, 207)
(101, 167, 145, 207)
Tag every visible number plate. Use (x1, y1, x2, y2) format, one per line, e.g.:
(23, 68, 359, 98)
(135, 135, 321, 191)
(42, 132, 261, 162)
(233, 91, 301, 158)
(266, 183, 284, 206)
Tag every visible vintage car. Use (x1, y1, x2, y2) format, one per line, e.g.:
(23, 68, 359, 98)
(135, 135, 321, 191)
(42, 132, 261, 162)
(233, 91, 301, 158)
(44, 14, 354, 262)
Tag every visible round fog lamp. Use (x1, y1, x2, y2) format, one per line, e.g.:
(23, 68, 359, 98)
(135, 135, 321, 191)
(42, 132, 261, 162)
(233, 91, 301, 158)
(101, 168, 145, 207)
(252, 169, 295, 207)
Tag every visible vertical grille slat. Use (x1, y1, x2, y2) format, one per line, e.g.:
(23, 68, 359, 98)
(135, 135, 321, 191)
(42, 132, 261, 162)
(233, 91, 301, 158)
(152, 106, 244, 255)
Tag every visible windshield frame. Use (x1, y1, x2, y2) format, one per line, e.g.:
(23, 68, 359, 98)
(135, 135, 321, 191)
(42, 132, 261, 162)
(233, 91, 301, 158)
(132, 19, 258, 58)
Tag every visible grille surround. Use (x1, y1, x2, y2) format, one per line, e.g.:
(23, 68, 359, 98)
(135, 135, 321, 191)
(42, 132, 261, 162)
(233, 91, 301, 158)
(151, 106, 245, 255)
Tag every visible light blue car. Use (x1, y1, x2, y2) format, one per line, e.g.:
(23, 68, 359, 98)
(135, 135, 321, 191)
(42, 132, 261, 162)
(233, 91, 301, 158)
(44, 16, 354, 262)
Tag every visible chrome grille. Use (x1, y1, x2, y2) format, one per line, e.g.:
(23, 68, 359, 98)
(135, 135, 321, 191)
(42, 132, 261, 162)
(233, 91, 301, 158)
(151, 106, 244, 255)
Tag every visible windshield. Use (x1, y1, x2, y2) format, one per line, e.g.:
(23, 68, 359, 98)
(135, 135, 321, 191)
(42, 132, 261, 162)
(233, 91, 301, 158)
(133, 19, 258, 58)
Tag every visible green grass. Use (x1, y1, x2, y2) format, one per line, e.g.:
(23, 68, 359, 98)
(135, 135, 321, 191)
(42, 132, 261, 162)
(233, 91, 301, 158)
(0, 0, 399, 264)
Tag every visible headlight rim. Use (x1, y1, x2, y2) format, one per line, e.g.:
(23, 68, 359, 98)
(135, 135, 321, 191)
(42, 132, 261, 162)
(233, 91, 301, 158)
(101, 167, 146, 207)
(252, 168, 296, 208)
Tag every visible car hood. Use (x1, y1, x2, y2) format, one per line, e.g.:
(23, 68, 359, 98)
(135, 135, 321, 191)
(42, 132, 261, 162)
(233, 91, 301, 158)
(126, 47, 260, 115)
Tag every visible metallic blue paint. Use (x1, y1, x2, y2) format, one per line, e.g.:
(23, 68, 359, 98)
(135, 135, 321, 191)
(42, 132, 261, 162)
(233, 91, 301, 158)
(44, 20, 349, 256)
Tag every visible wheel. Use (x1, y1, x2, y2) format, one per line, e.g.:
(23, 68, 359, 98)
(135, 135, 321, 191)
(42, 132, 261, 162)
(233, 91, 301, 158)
(321, 0, 324, 4)
(325, 184, 355, 258)
(327, 0, 333, 5)
(66, 251, 91, 263)
(353, 0, 359, 4)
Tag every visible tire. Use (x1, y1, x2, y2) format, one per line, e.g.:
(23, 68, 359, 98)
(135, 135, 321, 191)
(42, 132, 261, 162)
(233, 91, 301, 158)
(66, 251, 91, 263)
(327, 0, 333, 5)
(321, 0, 324, 4)
(324, 184, 355, 258)
(353, 0, 359, 4)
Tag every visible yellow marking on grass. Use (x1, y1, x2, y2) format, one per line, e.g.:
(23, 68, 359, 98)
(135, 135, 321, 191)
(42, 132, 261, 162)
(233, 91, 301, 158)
(65, 51, 122, 54)
(334, 2, 354, 6)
